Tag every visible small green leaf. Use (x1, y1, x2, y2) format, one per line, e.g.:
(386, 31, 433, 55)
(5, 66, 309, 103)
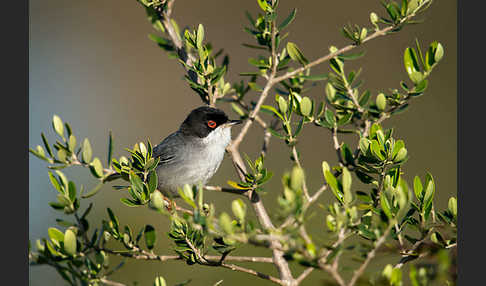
(231, 199, 247, 223)
(48, 227, 64, 247)
(278, 8, 296, 30)
(90, 157, 104, 178)
(144, 225, 156, 250)
(278, 96, 288, 115)
(196, 24, 204, 49)
(376, 93, 387, 111)
(48, 171, 63, 193)
(82, 138, 92, 164)
(107, 131, 113, 166)
(423, 173, 435, 209)
(381, 194, 393, 218)
(129, 171, 144, 193)
(64, 229, 77, 256)
(290, 165, 305, 191)
(81, 182, 103, 199)
(448, 197, 457, 218)
(219, 212, 234, 234)
(342, 167, 353, 205)
(257, 0, 270, 12)
(300, 97, 312, 117)
(404, 47, 420, 76)
(52, 115, 64, 138)
(359, 138, 370, 154)
(324, 170, 342, 203)
(150, 190, 166, 211)
(68, 135, 76, 153)
(434, 42, 444, 62)
(154, 276, 167, 286)
(120, 198, 139, 207)
(325, 83, 336, 102)
(322, 161, 330, 175)
(148, 171, 158, 193)
(287, 42, 308, 66)
(413, 176, 424, 202)
(394, 147, 407, 162)
(409, 71, 424, 84)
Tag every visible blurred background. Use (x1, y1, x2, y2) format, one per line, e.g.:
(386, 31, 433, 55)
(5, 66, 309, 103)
(29, 0, 456, 285)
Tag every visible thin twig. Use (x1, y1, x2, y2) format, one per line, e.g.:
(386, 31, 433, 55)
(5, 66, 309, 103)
(296, 267, 314, 284)
(348, 225, 393, 286)
(220, 262, 283, 285)
(291, 145, 310, 200)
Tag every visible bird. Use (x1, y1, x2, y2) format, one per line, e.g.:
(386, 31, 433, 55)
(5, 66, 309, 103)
(152, 106, 242, 198)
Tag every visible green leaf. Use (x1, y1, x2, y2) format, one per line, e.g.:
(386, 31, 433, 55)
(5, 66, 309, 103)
(322, 161, 330, 175)
(300, 97, 312, 117)
(219, 212, 234, 234)
(67, 181, 76, 202)
(52, 115, 64, 138)
(376, 93, 387, 111)
(394, 147, 407, 162)
(448, 197, 457, 218)
(287, 42, 308, 66)
(278, 96, 288, 115)
(41, 133, 53, 158)
(290, 166, 305, 191)
(257, 0, 270, 12)
(144, 225, 157, 250)
(90, 157, 104, 178)
(404, 47, 420, 76)
(342, 167, 353, 205)
(196, 24, 204, 49)
(107, 208, 119, 233)
(409, 71, 424, 84)
(423, 173, 435, 212)
(107, 131, 113, 166)
(324, 109, 335, 126)
(48, 171, 63, 194)
(154, 276, 167, 286)
(324, 170, 342, 203)
(129, 171, 144, 194)
(278, 8, 296, 30)
(64, 229, 77, 256)
(261, 105, 284, 121)
(48, 227, 64, 247)
(370, 140, 385, 161)
(81, 182, 103, 199)
(231, 199, 247, 223)
(359, 138, 370, 154)
(120, 198, 139, 207)
(413, 176, 424, 202)
(434, 42, 444, 63)
(301, 73, 328, 81)
(381, 194, 393, 218)
(148, 171, 158, 193)
(150, 190, 166, 211)
(82, 138, 92, 164)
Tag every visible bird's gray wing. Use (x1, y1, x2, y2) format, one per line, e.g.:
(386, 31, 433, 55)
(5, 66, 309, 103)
(152, 132, 184, 166)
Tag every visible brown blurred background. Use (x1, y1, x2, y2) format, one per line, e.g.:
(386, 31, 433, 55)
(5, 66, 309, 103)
(29, 0, 456, 285)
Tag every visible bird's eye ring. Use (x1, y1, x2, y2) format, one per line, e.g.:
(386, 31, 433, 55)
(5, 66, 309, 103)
(207, 120, 217, 128)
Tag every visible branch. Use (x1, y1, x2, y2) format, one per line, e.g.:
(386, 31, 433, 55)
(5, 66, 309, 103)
(272, 3, 430, 84)
(348, 224, 393, 286)
(220, 262, 283, 285)
(291, 146, 310, 200)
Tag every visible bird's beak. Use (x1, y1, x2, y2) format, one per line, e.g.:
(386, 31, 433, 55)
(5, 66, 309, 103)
(224, 119, 243, 127)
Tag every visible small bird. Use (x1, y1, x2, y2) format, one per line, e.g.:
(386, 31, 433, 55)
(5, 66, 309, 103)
(152, 106, 242, 198)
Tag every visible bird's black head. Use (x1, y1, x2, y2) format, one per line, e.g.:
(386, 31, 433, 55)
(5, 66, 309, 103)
(179, 106, 242, 138)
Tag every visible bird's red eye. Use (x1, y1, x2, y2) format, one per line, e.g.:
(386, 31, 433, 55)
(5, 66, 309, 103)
(207, 120, 217, 128)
